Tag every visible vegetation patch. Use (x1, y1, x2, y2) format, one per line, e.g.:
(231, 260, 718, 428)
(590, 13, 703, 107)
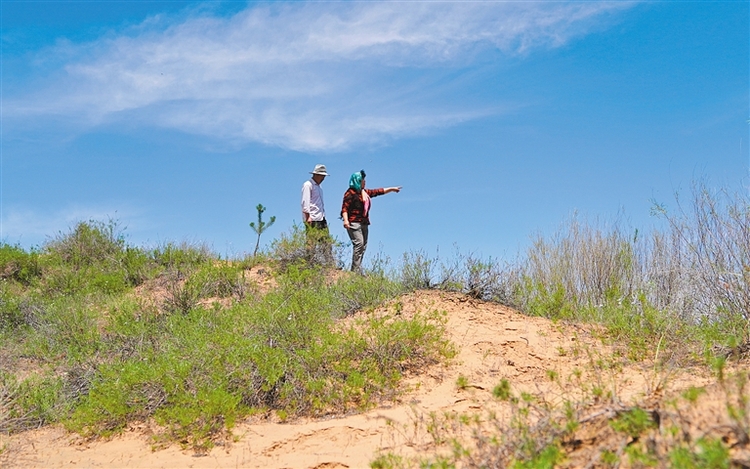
(0, 222, 454, 451)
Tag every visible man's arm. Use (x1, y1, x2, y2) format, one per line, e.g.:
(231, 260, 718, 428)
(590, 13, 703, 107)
(301, 182, 312, 223)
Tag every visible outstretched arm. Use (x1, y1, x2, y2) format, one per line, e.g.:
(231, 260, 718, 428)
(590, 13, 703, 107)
(385, 186, 402, 194)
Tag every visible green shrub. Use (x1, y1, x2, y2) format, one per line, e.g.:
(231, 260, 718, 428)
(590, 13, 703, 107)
(162, 271, 201, 315)
(493, 379, 512, 401)
(269, 225, 308, 270)
(64, 268, 451, 449)
(610, 407, 657, 439)
(23, 297, 102, 362)
(331, 270, 405, 316)
(464, 255, 508, 301)
(156, 387, 244, 453)
(44, 220, 124, 268)
(370, 453, 406, 469)
(0, 288, 25, 331)
(360, 311, 455, 376)
(67, 360, 164, 436)
(103, 298, 161, 360)
(518, 278, 575, 319)
(42, 266, 130, 297)
(510, 444, 564, 469)
(185, 262, 246, 299)
(152, 242, 214, 269)
(121, 247, 156, 286)
(669, 437, 730, 469)
(160, 262, 245, 316)
(35, 220, 160, 297)
(400, 250, 436, 290)
(269, 225, 345, 271)
(1, 372, 67, 433)
(0, 244, 41, 285)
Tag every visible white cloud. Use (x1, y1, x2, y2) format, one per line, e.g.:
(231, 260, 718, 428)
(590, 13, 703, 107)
(6, 1, 637, 152)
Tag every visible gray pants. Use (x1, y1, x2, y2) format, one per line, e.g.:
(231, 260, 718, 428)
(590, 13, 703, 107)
(346, 222, 369, 273)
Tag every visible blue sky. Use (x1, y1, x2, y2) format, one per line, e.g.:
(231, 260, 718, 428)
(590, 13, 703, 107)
(1, 0, 748, 264)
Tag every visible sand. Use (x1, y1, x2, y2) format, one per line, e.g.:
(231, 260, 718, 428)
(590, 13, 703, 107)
(0, 290, 734, 468)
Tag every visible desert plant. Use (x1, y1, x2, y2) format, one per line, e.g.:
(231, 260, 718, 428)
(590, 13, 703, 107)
(652, 183, 750, 323)
(515, 215, 638, 316)
(0, 372, 67, 433)
(44, 219, 125, 269)
(269, 225, 345, 271)
(0, 244, 41, 285)
(185, 262, 247, 299)
(331, 270, 405, 316)
(151, 241, 214, 270)
(162, 270, 200, 315)
(120, 247, 156, 286)
(463, 255, 514, 303)
(269, 225, 310, 270)
(400, 250, 437, 290)
(33, 220, 159, 297)
(60, 263, 449, 450)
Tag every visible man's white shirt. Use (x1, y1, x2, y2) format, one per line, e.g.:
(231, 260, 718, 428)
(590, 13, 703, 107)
(301, 179, 325, 222)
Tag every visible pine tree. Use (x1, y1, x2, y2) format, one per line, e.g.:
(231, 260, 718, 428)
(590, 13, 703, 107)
(249, 204, 276, 257)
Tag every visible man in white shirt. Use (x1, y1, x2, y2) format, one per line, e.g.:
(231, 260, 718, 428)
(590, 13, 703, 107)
(301, 164, 333, 265)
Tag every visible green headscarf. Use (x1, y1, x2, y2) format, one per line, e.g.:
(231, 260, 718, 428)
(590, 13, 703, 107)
(349, 171, 363, 191)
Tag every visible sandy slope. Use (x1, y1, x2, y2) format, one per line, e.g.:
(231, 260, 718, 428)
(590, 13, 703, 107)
(0, 291, 728, 468)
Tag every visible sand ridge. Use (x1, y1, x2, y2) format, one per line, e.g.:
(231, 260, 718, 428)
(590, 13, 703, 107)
(0, 290, 728, 468)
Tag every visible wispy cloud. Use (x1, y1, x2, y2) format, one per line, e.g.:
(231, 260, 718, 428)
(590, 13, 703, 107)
(6, 1, 637, 151)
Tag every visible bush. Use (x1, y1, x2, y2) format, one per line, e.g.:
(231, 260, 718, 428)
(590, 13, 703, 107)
(152, 242, 214, 270)
(160, 262, 247, 315)
(652, 184, 750, 322)
(514, 215, 638, 315)
(42, 266, 130, 296)
(185, 262, 247, 299)
(121, 247, 155, 286)
(331, 270, 405, 316)
(0, 244, 41, 285)
(0, 288, 25, 331)
(0, 372, 67, 433)
(62, 266, 449, 449)
(38, 220, 158, 296)
(400, 250, 437, 290)
(269, 225, 345, 271)
(44, 220, 125, 269)
(463, 254, 515, 303)
(269, 225, 309, 270)
(23, 297, 102, 362)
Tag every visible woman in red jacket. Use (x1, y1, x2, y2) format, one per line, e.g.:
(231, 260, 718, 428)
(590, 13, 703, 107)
(341, 170, 401, 273)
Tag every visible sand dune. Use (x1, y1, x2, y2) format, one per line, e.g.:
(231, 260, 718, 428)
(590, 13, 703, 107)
(1, 290, 736, 468)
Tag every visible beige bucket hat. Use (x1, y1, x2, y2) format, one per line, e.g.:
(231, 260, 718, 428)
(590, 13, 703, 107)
(310, 164, 329, 176)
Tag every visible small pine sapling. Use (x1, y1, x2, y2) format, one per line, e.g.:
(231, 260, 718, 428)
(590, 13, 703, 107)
(249, 204, 276, 256)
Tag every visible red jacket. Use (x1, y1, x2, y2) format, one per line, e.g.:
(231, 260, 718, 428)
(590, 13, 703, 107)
(341, 188, 385, 225)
